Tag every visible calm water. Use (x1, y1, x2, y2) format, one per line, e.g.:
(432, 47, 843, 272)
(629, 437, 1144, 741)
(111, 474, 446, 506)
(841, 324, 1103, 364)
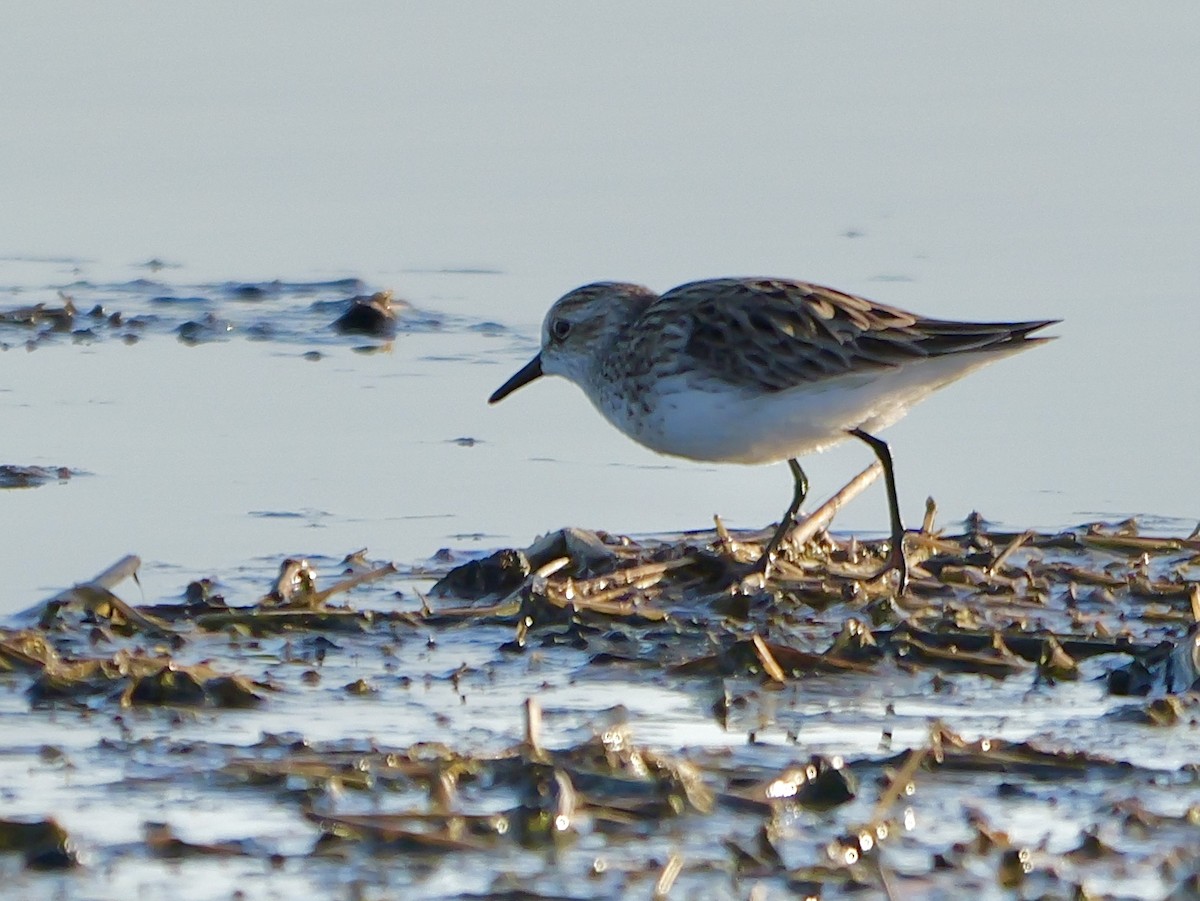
(4, 6, 1200, 606)
(1, 7, 1197, 594)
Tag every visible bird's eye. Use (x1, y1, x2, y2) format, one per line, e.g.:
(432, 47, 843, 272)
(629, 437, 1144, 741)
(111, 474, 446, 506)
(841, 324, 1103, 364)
(550, 318, 571, 340)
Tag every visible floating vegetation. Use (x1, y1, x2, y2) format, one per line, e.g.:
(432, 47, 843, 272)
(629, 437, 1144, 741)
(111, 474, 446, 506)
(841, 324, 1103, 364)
(330, 290, 410, 338)
(0, 465, 74, 490)
(0, 278, 457, 350)
(1, 472, 1199, 897)
(0, 294, 79, 330)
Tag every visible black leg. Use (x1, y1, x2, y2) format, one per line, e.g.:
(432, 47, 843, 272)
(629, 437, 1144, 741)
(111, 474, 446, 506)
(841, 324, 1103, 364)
(848, 428, 909, 593)
(757, 458, 809, 575)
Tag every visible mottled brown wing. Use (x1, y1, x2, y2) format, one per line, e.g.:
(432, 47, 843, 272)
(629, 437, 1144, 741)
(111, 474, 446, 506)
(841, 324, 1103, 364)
(647, 278, 1056, 392)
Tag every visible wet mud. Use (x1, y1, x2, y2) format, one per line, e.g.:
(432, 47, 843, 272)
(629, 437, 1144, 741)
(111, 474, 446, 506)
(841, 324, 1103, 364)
(2, 483, 1198, 899)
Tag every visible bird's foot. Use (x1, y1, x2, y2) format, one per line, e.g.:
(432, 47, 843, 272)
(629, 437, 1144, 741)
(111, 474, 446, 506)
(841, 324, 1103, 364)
(699, 547, 779, 595)
(862, 538, 908, 595)
(716, 551, 773, 592)
(750, 546, 777, 580)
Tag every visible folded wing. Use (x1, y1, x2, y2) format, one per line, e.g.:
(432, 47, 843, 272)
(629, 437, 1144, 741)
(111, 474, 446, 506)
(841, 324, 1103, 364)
(661, 277, 1057, 392)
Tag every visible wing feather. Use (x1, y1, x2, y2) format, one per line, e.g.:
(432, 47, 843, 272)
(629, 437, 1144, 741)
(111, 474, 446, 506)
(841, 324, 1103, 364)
(633, 278, 1056, 392)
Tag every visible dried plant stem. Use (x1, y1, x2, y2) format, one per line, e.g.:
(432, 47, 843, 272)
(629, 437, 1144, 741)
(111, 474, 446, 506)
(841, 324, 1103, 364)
(785, 461, 883, 548)
(751, 633, 787, 683)
(988, 530, 1034, 575)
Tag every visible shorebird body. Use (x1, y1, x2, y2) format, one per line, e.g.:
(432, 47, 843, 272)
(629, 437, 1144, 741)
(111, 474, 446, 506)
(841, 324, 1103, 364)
(490, 276, 1058, 589)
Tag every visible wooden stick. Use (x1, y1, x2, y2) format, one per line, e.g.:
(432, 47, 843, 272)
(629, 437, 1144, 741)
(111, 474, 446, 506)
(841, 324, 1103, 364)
(988, 530, 1034, 576)
(653, 853, 683, 899)
(920, 496, 937, 535)
(13, 555, 142, 626)
(869, 743, 929, 826)
(712, 514, 734, 556)
(751, 633, 787, 684)
(523, 697, 544, 757)
(785, 461, 883, 548)
(311, 562, 398, 606)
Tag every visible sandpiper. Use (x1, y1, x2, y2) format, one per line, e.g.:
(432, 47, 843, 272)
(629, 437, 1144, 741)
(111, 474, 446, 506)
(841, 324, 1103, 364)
(489, 277, 1057, 591)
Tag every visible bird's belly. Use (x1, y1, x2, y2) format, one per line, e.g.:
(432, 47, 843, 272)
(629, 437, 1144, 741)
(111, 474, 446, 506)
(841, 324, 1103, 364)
(594, 379, 857, 464)
(635, 386, 856, 463)
(592, 358, 985, 465)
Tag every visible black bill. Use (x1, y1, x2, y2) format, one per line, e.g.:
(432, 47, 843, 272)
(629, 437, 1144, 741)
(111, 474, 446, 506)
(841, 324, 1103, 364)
(488, 354, 544, 404)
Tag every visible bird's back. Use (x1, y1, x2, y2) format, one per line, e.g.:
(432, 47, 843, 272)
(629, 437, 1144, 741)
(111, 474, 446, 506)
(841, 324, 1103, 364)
(613, 277, 1056, 394)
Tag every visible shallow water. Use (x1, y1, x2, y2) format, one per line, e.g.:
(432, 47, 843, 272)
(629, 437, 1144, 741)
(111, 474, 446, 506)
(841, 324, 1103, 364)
(2, 4, 1200, 899)
(7, 5, 1200, 607)
(3, 258, 1196, 615)
(3, 6, 1200, 569)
